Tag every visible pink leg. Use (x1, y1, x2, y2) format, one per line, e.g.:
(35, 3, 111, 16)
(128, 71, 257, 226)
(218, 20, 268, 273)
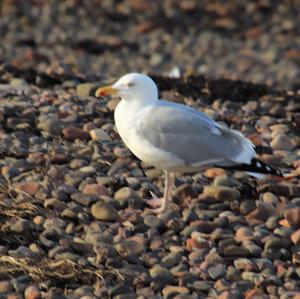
(146, 172, 175, 214)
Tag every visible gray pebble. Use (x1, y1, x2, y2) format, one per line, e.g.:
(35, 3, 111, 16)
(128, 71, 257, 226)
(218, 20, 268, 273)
(208, 263, 226, 279)
(91, 202, 119, 221)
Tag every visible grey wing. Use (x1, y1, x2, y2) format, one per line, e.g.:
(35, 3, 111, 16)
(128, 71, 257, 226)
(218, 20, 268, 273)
(137, 103, 255, 167)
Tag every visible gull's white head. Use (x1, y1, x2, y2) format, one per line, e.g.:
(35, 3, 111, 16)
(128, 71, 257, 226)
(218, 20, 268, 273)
(95, 73, 158, 102)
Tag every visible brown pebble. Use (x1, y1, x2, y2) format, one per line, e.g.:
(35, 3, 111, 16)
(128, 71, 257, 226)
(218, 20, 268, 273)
(14, 182, 40, 196)
(246, 204, 273, 225)
(83, 122, 96, 132)
(235, 227, 254, 242)
(91, 202, 119, 221)
(284, 207, 300, 228)
(217, 291, 236, 299)
(291, 229, 300, 245)
(162, 286, 189, 297)
(83, 184, 109, 197)
(7, 294, 23, 299)
(204, 168, 226, 178)
(245, 288, 265, 299)
(90, 129, 112, 141)
(63, 126, 90, 141)
(186, 238, 210, 251)
(0, 280, 13, 293)
(24, 285, 41, 299)
(33, 216, 45, 226)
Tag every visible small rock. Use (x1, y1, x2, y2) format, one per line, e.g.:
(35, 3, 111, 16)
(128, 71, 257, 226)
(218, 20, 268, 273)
(114, 187, 138, 202)
(265, 237, 291, 250)
(37, 118, 64, 136)
(1, 165, 20, 180)
(217, 291, 236, 299)
(214, 279, 231, 293)
(115, 239, 145, 256)
(213, 175, 238, 187)
(69, 159, 89, 169)
(10, 218, 31, 233)
(243, 241, 262, 256)
(79, 166, 96, 174)
(234, 258, 258, 271)
(76, 83, 96, 97)
(55, 252, 81, 262)
(161, 252, 181, 268)
(204, 168, 226, 178)
(144, 214, 164, 230)
(240, 200, 256, 215)
(208, 264, 226, 279)
(113, 294, 136, 299)
(107, 98, 120, 111)
(186, 238, 210, 251)
(149, 266, 174, 286)
(235, 227, 254, 242)
(108, 283, 134, 296)
(270, 124, 289, 134)
(9, 246, 38, 259)
(262, 192, 279, 205)
(246, 204, 274, 225)
(192, 281, 212, 292)
(284, 207, 300, 228)
(15, 182, 39, 196)
(90, 129, 112, 141)
(33, 216, 44, 226)
(24, 285, 41, 299)
(63, 126, 90, 141)
(241, 272, 262, 283)
(273, 227, 293, 238)
(223, 245, 250, 257)
(91, 202, 119, 221)
(203, 186, 240, 201)
(44, 198, 66, 211)
(271, 134, 294, 150)
(83, 184, 109, 197)
(71, 193, 98, 206)
(291, 229, 300, 245)
(0, 280, 13, 293)
(162, 286, 189, 297)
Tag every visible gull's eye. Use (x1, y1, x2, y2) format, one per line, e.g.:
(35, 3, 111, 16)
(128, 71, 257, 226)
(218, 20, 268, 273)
(127, 82, 135, 87)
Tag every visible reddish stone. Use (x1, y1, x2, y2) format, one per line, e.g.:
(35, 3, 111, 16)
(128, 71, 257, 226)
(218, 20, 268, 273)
(284, 207, 300, 228)
(245, 288, 265, 299)
(218, 291, 236, 299)
(24, 285, 41, 299)
(279, 219, 291, 228)
(82, 184, 109, 197)
(235, 227, 254, 242)
(247, 133, 263, 146)
(186, 238, 210, 251)
(291, 229, 300, 245)
(15, 182, 39, 196)
(204, 168, 226, 178)
(62, 126, 90, 141)
(246, 205, 273, 225)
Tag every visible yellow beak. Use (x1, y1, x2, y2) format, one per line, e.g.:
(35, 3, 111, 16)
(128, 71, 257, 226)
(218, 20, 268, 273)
(95, 85, 118, 97)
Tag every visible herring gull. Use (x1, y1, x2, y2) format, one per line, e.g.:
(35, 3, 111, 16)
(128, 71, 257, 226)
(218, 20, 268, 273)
(95, 73, 283, 213)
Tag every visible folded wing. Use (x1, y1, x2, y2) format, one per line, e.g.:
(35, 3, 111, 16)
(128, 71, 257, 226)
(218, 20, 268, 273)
(136, 101, 256, 168)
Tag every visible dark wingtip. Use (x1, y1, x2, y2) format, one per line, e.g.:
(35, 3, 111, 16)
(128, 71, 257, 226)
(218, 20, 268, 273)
(220, 158, 284, 177)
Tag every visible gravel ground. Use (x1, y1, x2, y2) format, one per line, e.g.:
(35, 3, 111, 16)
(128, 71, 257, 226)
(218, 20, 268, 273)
(0, 1, 300, 299)
(0, 0, 299, 88)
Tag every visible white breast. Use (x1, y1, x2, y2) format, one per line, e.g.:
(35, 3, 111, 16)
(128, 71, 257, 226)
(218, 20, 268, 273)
(114, 100, 184, 170)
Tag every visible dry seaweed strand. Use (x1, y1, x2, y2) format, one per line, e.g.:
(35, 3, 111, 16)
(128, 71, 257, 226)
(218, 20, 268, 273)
(0, 255, 138, 287)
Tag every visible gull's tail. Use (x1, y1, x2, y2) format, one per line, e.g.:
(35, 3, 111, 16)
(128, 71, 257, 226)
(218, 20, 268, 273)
(220, 157, 284, 178)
